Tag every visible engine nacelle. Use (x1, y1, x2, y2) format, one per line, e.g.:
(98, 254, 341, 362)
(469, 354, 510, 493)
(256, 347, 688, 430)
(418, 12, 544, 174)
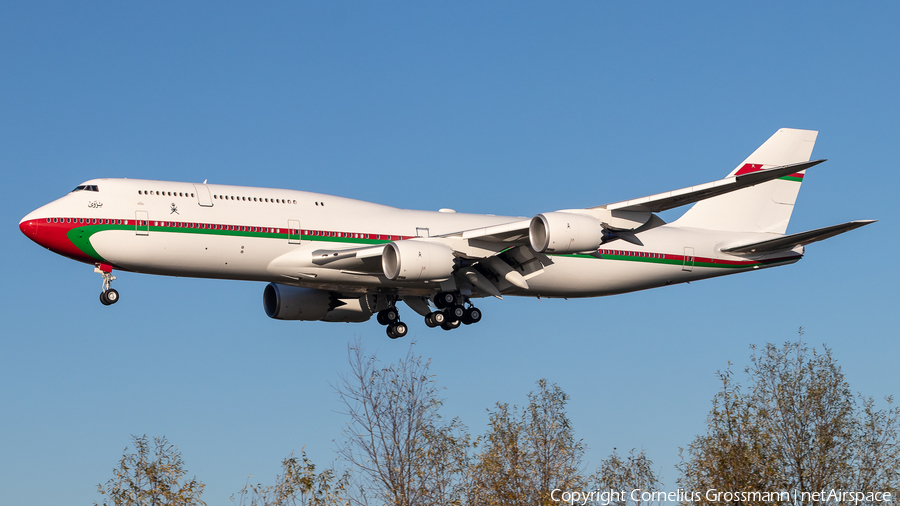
(262, 284, 374, 323)
(529, 212, 604, 254)
(382, 240, 455, 281)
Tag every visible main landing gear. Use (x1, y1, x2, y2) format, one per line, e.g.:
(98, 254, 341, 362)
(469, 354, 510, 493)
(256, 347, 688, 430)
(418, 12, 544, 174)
(377, 291, 483, 339)
(377, 306, 408, 339)
(426, 291, 482, 331)
(96, 264, 119, 306)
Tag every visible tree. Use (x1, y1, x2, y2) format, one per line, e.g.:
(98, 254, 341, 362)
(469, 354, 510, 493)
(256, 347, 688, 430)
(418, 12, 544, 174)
(230, 450, 349, 506)
(469, 379, 586, 506)
(678, 331, 900, 505)
(589, 448, 662, 506)
(95, 435, 205, 506)
(334, 341, 471, 506)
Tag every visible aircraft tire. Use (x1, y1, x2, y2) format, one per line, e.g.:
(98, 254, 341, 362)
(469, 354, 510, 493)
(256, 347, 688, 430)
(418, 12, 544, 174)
(100, 291, 111, 306)
(377, 308, 399, 325)
(440, 319, 461, 331)
(425, 312, 444, 328)
(434, 292, 455, 309)
(393, 321, 408, 338)
(105, 289, 119, 304)
(462, 307, 481, 325)
(444, 305, 465, 321)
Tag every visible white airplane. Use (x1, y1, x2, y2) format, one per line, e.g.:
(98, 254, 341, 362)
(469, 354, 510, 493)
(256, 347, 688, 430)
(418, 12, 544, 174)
(20, 128, 873, 338)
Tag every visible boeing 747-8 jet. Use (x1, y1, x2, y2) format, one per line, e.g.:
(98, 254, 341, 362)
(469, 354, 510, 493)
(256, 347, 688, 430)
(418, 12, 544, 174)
(19, 129, 874, 338)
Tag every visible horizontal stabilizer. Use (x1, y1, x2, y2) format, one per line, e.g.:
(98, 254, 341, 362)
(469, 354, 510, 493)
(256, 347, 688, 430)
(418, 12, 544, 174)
(721, 220, 876, 255)
(598, 159, 825, 214)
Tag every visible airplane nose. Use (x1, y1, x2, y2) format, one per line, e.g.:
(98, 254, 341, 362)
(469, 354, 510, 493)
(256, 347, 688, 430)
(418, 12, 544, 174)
(19, 217, 38, 240)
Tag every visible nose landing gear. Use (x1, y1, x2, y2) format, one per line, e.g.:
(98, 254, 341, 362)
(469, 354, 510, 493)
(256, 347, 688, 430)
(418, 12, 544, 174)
(95, 264, 119, 306)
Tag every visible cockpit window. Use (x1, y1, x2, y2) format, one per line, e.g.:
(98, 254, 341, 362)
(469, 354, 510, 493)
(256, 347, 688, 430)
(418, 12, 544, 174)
(70, 185, 99, 193)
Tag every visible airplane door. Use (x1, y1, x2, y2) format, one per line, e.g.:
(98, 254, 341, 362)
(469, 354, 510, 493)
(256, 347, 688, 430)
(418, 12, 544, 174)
(416, 227, 430, 238)
(194, 184, 214, 207)
(135, 210, 149, 236)
(682, 247, 695, 272)
(288, 219, 301, 244)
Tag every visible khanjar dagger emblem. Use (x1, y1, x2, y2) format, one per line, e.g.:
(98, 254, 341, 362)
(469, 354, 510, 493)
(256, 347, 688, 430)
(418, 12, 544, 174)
(170, 203, 179, 215)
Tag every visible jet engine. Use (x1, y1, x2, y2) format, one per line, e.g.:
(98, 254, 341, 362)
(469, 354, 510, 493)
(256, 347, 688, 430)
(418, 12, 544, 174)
(529, 212, 604, 254)
(382, 240, 455, 281)
(263, 284, 374, 323)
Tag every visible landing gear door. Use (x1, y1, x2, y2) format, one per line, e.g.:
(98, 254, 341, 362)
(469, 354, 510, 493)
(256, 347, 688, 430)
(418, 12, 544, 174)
(193, 184, 214, 207)
(288, 219, 301, 244)
(135, 210, 149, 236)
(682, 247, 695, 272)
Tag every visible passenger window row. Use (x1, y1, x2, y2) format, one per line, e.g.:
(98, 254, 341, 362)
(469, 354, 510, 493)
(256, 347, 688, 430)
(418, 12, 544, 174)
(138, 190, 195, 198)
(600, 249, 664, 259)
(214, 195, 297, 204)
(48, 217, 122, 224)
(136, 189, 298, 204)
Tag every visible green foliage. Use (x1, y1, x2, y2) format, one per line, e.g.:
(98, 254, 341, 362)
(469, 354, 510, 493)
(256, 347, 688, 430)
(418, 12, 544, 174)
(230, 450, 350, 506)
(95, 435, 205, 506)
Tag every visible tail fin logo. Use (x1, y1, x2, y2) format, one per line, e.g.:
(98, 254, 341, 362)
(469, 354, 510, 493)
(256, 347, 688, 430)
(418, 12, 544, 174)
(735, 163, 804, 182)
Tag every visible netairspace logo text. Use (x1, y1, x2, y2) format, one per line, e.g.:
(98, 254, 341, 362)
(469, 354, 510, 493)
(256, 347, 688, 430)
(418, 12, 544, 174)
(550, 488, 893, 505)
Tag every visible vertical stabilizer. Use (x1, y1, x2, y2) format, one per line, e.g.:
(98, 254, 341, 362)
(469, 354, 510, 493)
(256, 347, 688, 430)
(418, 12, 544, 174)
(674, 128, 818, 234)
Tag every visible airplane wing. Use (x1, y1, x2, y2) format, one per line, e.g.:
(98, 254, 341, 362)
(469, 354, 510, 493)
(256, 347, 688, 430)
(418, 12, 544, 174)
(444, 219, 532, 242)
(594, 159, 825, 214)
(721, 220, 876, 256)
(444, 159, 826, 243)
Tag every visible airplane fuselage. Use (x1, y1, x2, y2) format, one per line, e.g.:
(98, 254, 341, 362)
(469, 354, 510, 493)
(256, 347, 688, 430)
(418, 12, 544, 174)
(19, 178, 800, 300)
(19, 130, 873, 337)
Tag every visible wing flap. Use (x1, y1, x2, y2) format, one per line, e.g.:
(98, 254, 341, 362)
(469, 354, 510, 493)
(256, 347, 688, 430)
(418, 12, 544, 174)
(721, 220, 876, 255)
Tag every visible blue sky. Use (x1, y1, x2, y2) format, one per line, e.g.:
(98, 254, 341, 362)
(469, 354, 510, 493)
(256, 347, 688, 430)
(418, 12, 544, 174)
(2, 2, 898, 504)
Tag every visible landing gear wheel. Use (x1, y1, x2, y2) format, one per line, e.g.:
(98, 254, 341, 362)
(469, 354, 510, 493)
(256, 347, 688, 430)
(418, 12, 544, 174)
(386, 321, 408, 339)
(377, 308, 399, 325)
(424, 311, 446, 328)
(104, 289, 119, 305)
(433, 292, 456, 309)
(96, 266, 118, 306)
(440, 319, 461, 331)
(462, 306, 481, 325)
(444, 305, 465, 321)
